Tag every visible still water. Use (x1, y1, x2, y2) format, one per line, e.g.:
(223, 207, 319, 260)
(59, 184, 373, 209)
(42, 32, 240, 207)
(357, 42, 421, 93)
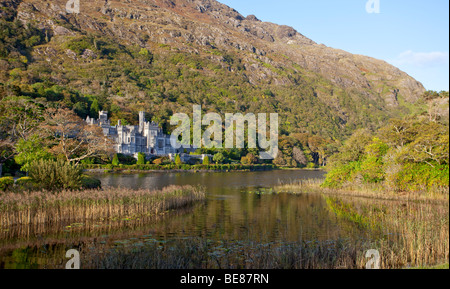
(0, 170, 365, 269)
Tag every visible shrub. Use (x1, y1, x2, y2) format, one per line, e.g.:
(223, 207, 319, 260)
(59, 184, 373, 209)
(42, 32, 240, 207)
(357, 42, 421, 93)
(213, 153, 225, 164)
(81, 175, 102, 190)
(14, 177, 38, 191)
(240, 156, 249, 165)
(307, 163, 317, 169)
(28, 159, 83, 191)
(0, 177, 14, 192)
(245, 153, 257, 165)
(153, 158, 163, 165)
(202, 156, 210, 165)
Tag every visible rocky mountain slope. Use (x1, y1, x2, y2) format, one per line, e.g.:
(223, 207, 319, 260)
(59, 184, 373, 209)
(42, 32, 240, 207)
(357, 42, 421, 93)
(1, 0, 426, 139)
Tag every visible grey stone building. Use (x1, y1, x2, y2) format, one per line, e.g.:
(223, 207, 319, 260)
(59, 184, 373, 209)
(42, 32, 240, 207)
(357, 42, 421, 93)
(86, 111, 182, 157)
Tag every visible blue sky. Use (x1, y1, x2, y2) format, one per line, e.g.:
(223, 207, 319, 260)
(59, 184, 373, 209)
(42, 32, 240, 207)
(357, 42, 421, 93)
(219, 0, 449, 91)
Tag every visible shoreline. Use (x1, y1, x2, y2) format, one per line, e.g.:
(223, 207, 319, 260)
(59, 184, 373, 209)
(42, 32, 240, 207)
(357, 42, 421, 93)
(83, 166, 324, 175)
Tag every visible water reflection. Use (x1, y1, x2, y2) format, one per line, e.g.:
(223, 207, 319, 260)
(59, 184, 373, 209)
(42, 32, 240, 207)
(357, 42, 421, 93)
(1, 170, 368, 269)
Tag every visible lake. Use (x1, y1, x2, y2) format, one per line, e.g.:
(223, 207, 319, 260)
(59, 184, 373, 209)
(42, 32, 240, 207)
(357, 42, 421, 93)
(0, 170, 368, 269)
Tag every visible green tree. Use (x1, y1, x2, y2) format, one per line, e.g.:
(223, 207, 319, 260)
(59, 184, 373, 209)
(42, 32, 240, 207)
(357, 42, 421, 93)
(90, 99, 100, 117)
(137, 152, 146, 165)
(202, 156, 210, 165)
(174, 154, 182, 165)
(14, 134, 52, 173)
(213, 152, 225, 164)
(112, 154, 120, 166)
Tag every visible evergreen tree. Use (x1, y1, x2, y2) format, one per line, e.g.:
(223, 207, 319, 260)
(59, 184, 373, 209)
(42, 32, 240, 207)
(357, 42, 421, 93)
(175, 154, 182, 165)
(137, 153, 145, 165)
(90, 99, 100, 117)
(112, 154, 120, 166)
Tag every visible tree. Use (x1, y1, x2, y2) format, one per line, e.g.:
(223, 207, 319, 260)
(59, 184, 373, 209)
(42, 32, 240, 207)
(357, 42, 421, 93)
(44, 108, 115, 165)
(112, 154, 120, 166)
(213, 152, 225, 164)
(378, 119, 416, 148)
(14, 134, 52, 173)
(202, 156, 210, 165)
(245, 153, 257, 165)
(174, 154, 182, 165)
(292, 147, 307, 167)
(90, 98, 100, 117)
(395, 122, 449, 167)
(273, 152, 287, 166)
(0, 97, 45, 175)
(137, 152, 146, 165)
(329, 129, 373, 167)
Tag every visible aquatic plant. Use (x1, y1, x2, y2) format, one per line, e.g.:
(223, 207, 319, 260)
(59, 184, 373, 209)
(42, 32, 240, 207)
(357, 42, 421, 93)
(0, 185, 205, 227)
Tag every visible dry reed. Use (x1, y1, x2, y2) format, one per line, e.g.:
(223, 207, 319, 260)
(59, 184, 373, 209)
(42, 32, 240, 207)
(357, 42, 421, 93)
(0, 186, 205, 227)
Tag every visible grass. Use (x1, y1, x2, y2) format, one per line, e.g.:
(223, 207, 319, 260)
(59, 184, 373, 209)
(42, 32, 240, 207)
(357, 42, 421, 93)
(82, 196, 449, 269)
(275, 179, 449, 203)
(266, 179, 449, 269)
(0, 185, 205, 227)
(81, 181, 449, 269)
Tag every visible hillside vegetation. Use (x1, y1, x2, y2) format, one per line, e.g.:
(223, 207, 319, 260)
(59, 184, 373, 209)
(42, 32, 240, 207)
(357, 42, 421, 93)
(1, 0, 446, 177)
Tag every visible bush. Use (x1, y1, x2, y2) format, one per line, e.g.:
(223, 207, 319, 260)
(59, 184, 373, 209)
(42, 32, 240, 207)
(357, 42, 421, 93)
(213, 153, 225, 164)
(307, 163, 317, 169)
(81, 175, 102, 190)
(15, 177, 38, 191)
(240, 156, 249, 165)
(0, 177, 14, 192)
(203, 156, 210, 165)
(28, 159, 83, 191)
(322, 162, 360, 188)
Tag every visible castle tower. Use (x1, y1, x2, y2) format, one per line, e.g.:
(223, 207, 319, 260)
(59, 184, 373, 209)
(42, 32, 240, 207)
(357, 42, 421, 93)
(139, 111, 145, 133)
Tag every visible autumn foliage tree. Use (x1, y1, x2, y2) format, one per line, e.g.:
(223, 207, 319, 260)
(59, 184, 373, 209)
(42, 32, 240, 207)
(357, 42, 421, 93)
(43, 108, 114, 165)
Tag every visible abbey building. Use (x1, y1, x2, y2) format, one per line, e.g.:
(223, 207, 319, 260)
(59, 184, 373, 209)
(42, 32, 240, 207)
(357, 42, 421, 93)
(86, 111, 182, 156)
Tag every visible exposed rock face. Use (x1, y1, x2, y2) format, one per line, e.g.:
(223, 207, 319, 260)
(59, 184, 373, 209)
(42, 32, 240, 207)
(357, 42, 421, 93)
(4, 0, 425, 104)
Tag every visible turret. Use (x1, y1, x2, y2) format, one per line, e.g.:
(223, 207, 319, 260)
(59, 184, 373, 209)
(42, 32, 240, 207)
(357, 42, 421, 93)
(139, 111, 145, 133)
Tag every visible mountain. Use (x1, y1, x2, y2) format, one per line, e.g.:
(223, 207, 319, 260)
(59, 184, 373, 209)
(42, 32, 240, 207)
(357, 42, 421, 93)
(0, 0, 426, 139)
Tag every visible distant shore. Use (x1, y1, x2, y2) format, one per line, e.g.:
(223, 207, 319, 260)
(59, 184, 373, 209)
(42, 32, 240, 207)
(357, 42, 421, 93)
(83, 165, 325, 175)
(83, 164, 278, 175)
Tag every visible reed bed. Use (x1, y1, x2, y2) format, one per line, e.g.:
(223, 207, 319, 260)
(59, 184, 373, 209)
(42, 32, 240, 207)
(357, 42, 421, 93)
(364, 199, 448, 268)
(323, 195, 449, 268)
(84, 237, 370, 269)
(275, 179, 449, 203)
(83, 197, 449, 269)
(83, 183, 449, 269)
(276, 180, 449, 268)
(0, 186, 205, 227)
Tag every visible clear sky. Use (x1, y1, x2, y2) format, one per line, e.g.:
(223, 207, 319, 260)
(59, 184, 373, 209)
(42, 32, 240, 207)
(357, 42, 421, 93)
(218, 0, 449, 91)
